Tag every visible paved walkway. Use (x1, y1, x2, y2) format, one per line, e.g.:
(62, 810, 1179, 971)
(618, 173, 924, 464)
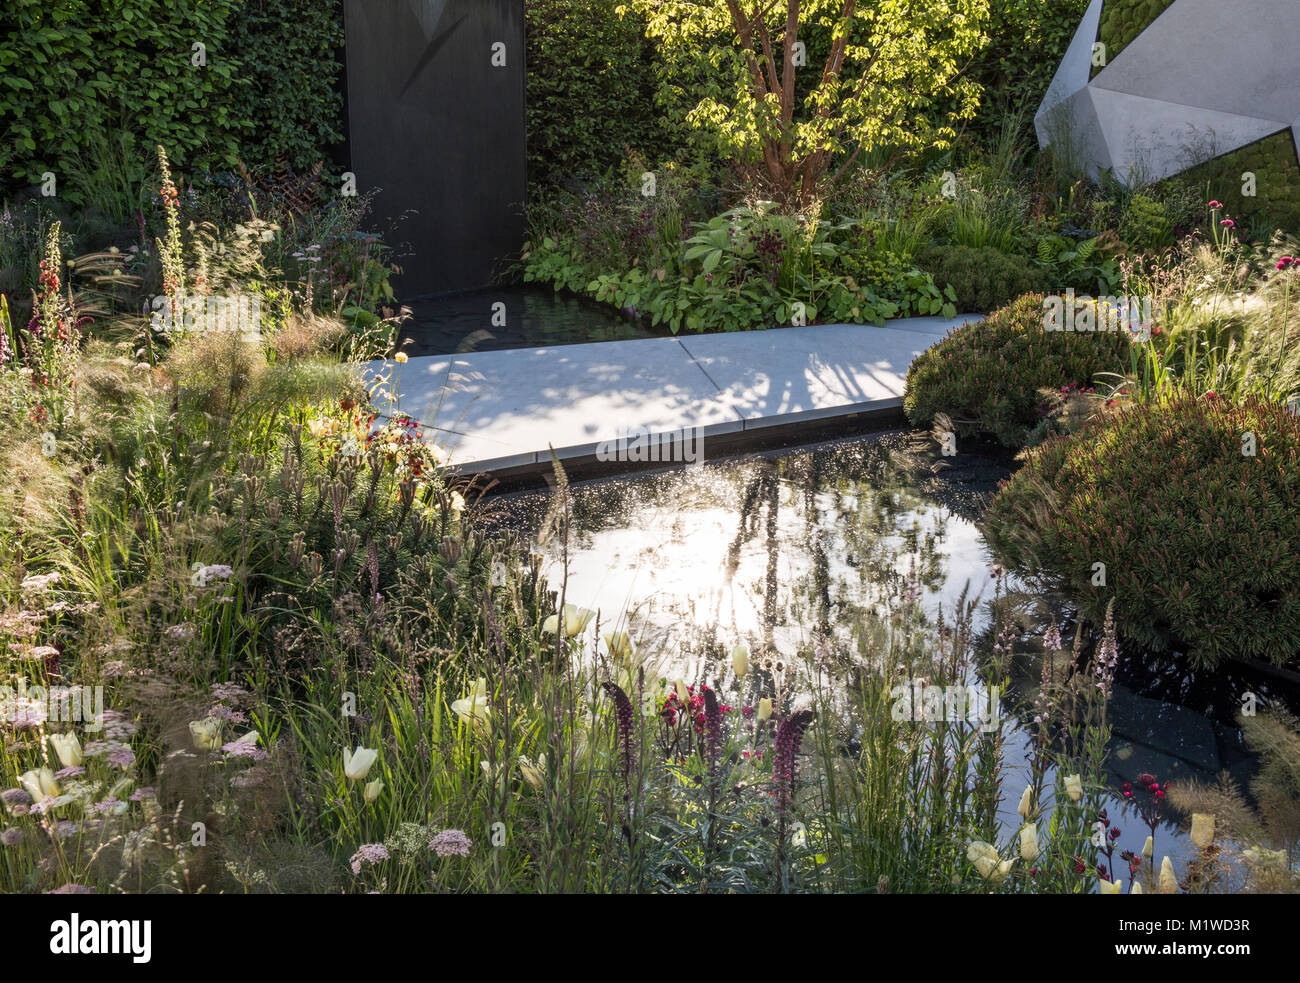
(365, 315, 978, 472)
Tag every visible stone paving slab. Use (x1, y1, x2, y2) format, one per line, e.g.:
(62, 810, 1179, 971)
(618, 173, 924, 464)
(679, 321, 972, 428)
(366, 315, 980, 472)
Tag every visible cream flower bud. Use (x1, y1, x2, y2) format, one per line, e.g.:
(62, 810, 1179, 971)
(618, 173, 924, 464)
(1017, 785, 1034, 819)
(1063, 774, 1083, 802)
(757, 697, 773, 723)
(1189, 813, 1215, 850)
(603, 631, 634, 663)
(731, 645, 749, 678)
(18, 767, 60, 801)
(967, 840, 1013, 882)
(1019, 824, 1040, 862)
(543, 603, 596, 638)
(451, 678, 491, 730)
(518, 754, 546, 790)
(675, 680, 690, 706)
(343, 746, 378, 782)
(1098, 878, 1123, 894)
(363, 779, 384, 803)
(49, 733, 83, 768)
(189, 716, 224, 751)
(1131, 881, 1143, 894)
(1159, 856, 1178, 894)
(1142, 835, 1154, 860)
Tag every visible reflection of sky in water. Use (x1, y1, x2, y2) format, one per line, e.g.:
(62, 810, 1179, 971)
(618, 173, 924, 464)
(509, 434, 1284, 887)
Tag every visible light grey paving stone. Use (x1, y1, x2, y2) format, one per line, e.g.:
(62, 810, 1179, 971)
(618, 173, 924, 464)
(366, 336, 743, 467)
(368, 315, 975, 468)
(677, 321, 960, 425)
(430, 428, 537, 473)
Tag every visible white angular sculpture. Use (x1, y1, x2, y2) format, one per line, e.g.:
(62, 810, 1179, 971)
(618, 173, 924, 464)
(1035, 0, 1300, 185)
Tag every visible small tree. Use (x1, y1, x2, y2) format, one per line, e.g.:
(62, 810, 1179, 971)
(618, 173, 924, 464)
(622, 0, 989, 207)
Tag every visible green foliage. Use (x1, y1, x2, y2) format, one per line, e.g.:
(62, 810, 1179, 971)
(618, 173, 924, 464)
(1033, 233, 1122, 295)
(1118, 193, 1175, 252)
(934, 178, 1031, 253)
(984, 396, 1300, 669)
(0, 0, 242, 192)
(226, 0, 345, 176)
(957, 0, 1091, 148)
(903, 292, 1131, 446)
(526, 1, 672, 191)
(622, 0, 990, 204)
(918, 244, 1050, 313)
(0, 1, 343, 201)
(525, 199, 957, 332)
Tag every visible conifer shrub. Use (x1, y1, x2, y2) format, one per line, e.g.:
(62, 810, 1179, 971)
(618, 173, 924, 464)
(903, 292, 1132, 447)
(984, 395, 1300, 669)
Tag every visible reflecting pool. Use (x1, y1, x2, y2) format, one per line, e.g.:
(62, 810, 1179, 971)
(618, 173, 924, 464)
(488, 430, 1299, 883)
(400, 285, 662, 355)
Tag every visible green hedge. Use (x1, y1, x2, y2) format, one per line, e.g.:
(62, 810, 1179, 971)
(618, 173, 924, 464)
(526, 0, 673, 189)
(917, 244, 1050, 314)
(0, 0, 343, 201)
(959, 0, 1091, 145)
(984, 395, 1300, 669)
(226, 0, 345, 175)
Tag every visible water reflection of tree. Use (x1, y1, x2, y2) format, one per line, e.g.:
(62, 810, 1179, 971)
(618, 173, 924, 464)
(514, 439, 964, 678)
(711, 443, 956, 660)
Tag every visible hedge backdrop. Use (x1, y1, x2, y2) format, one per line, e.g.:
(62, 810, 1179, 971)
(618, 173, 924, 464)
(0, 0, 344, 202)
(0, 0, 1101, 203)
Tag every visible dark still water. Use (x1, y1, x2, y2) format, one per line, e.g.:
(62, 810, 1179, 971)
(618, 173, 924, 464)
(398, 285, 662, 356)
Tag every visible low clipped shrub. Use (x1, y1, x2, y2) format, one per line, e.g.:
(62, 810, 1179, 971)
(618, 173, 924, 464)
(983, 395, 1300, 669)
(917, 244, 1050, 314)
(903, 292, 1131, 447)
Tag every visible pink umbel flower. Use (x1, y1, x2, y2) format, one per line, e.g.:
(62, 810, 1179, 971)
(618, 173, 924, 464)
(349, 842, 390, 874)
(429, 829, 472, 857)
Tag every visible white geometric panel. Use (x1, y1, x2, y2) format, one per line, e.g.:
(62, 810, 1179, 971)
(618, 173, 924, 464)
(1036, 0, 1300, 187)
(1087, 88, 1287, 184)
(1038, 86, 1113, 175)
(1094, 0, 1300, 126)
(1036, 0, 1104, 137)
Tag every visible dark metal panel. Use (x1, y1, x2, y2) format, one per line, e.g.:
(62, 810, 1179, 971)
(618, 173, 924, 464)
(343, 0, 525, 296)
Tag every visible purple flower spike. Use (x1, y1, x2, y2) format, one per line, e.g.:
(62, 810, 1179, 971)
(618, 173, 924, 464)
(772, 709, 815, 813)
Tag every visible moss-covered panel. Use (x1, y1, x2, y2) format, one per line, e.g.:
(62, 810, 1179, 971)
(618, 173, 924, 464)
(1092, 0, 1177, 77)
(1173, 130, 1300, 232)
